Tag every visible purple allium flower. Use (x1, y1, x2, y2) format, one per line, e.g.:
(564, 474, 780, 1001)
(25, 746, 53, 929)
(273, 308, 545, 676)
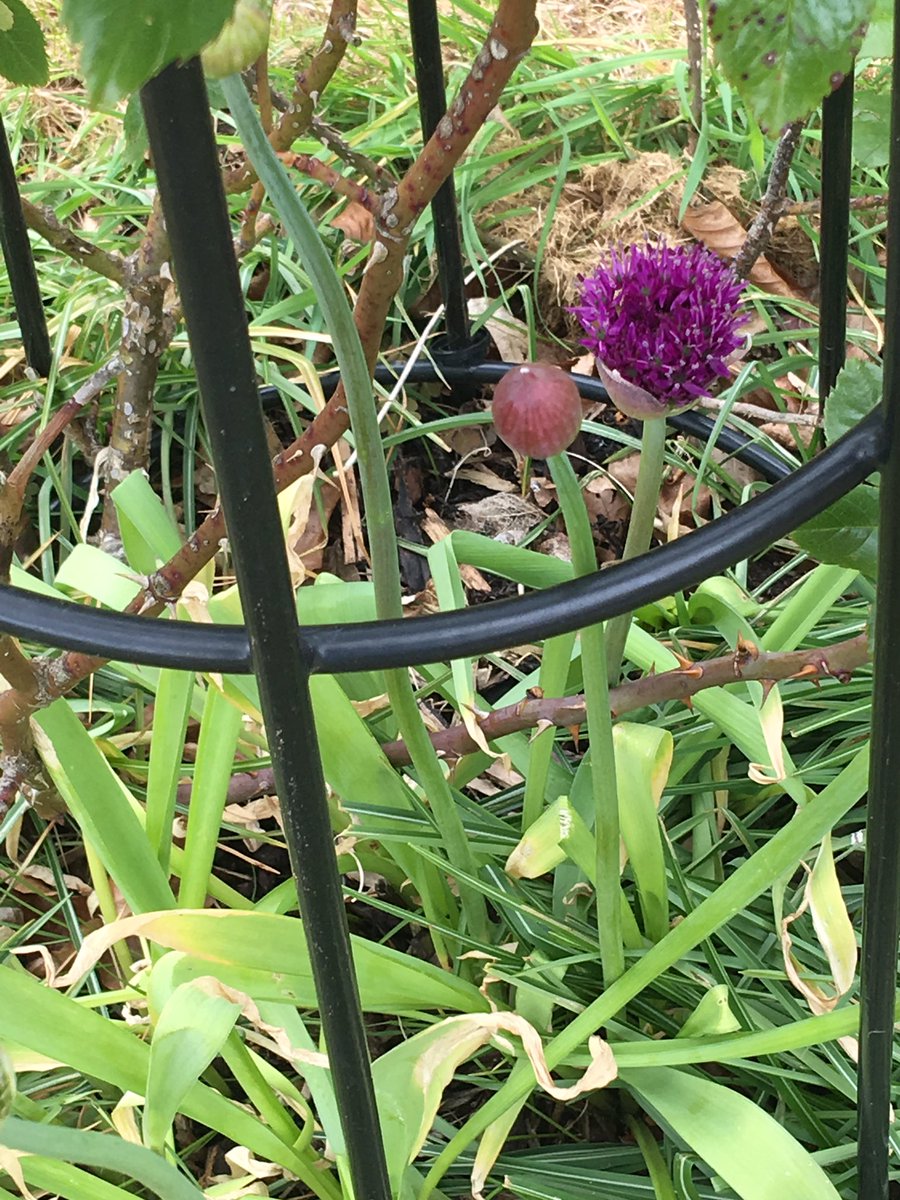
(571, 241, 747, 419)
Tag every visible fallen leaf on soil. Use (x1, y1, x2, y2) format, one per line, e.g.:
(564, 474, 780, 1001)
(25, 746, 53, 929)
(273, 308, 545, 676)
(682, 201, 805, 300)
(468, 297, 530, 362)
(456, 492, 544, 542)
(453, 464, 517, 493)
(594, 455, 712, 541)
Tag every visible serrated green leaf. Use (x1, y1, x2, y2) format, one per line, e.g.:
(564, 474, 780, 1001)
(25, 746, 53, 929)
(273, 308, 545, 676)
(711, 0, 874, 132)
(794, 484, 879, 578)
(823, 359, 882, 446)
(61, 0, 236, 105)
(0, 0, 48, 85)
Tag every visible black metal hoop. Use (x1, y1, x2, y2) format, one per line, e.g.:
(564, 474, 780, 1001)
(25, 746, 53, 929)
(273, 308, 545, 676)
(0, 384, 881, 672)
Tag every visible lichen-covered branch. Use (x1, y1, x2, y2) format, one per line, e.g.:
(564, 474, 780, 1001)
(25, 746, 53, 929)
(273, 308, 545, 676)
(98, 197, 175, 546)
(781, 191, 888, 218)
(310, 116, 392, 189)
(20, 198, 127, 284)
(683, 0, 703, 151)
(225, 0, 359, 194)
(732, 120, 805, 280)
(280, 152, 379, 211)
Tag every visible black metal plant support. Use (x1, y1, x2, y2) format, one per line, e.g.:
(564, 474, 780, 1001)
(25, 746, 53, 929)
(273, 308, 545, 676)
(407, 0, 473, 355)
(857, 6, 900, 1194)
(0, 6, 893, 1196)
(139, 60, 393, 1200)
(0, 115, 51, 378)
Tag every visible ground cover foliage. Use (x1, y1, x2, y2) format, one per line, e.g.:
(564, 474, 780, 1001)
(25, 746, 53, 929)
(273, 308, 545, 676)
(0, 0, 894, 1197)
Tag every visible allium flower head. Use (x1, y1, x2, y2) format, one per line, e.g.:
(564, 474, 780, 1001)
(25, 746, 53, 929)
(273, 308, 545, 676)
(571, 240, 747, 419)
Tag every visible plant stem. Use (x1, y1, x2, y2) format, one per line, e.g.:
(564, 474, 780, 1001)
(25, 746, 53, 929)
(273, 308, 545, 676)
(521, 632, 575, 833)
(605, 416, 668, 684)
(223, 74, 487, 950)
(548, 452, 624, 984)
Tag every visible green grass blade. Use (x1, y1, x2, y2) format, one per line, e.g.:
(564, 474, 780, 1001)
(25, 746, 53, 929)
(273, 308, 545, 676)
(0, 1117, 206, 1200)
(144, 667, 194, 873)
(177, 686, 243, 909)
(32, 700, 174, 914)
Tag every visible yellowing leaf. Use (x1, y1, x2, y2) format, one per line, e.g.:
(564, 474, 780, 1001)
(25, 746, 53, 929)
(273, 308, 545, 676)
(373, 1012, 616, 1191)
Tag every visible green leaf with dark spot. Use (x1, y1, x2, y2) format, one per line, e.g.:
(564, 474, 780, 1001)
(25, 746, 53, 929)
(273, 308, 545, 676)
(711, 0, 875, 131)
(61, 0, 236, 105)
(794, 485, 879, 578)
(0, 0, 48, 85)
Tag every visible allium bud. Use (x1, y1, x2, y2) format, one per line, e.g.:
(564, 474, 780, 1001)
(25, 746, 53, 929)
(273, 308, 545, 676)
(492, 363, 583, 459)
(571, 241, 747, 419)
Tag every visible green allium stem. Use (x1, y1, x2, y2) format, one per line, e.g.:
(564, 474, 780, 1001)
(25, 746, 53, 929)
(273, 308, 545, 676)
(521, 632, 575, 833)
(605, 416, 668, 682)
(223, 73, 487, 952)
(548, 452, 624, 984)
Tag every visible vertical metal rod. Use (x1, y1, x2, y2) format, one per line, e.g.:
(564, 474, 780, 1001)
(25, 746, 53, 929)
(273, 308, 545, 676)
(818, 70, 854, 403)
(0, 116, 51, 377)
(141, 61, 391, 1200)
(858, 10, 900, 1196)
(407, 0, 472, 350)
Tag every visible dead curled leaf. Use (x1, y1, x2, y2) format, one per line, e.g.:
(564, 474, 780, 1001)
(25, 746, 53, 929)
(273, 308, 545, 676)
(780, 836, 859, 1060)
(585, 454, 712, 541)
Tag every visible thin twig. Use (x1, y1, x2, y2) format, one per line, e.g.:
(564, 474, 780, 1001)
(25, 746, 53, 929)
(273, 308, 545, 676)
(697, 396, 821, 426)
(378, 633, 869, 765)
(781, 191, 889, 218)
(732, 121, 805, 281)
(310, 116, 393, 190)
(683, 0, 703, 152)
(279, 152, 380, 211)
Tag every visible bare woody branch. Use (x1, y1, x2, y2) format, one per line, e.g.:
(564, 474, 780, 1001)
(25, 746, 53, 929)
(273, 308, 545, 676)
(174, 634, 870, 809)
(379, 633, 870, 765)
(20, 198, 127, 285)
(732, 120, 805, 280)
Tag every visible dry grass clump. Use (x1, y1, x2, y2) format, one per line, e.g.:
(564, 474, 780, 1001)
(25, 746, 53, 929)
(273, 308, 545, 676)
(487, 151, 686, 333)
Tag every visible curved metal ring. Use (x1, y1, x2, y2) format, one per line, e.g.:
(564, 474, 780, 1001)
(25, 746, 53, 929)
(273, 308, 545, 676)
(0, 372, 881, 674)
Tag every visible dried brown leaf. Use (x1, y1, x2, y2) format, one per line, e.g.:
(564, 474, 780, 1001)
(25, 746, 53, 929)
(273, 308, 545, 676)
(330, 199, 375, 244)
(682, 201, 804, 300)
